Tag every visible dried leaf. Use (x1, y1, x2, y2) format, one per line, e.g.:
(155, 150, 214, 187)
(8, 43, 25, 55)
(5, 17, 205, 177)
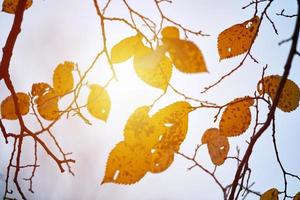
(2, 0, 32, 14)
(102, 142, 149, 185)
(163, 38, 207, 73)
(111, 34, 142, 63)
(53, 61, 74, 97)
(219, 97, 254, 137)
(218, 16, 260, 60)
(260, 188, 279, 200)
(257, 75, 300, 112)
(87, 84, 111, 122)
(133, 45, 172, 91)
(202, 128, 229, 166)
(161, 26, 180, 39)
(36, 87, 60, 121)
(1, 92, 30, 120)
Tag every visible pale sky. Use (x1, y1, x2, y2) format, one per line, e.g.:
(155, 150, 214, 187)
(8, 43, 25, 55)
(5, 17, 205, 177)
(0, 0, 299, 199)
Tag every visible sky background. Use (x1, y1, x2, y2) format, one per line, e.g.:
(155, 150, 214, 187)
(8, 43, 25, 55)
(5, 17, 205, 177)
(0, 0, 299, 199)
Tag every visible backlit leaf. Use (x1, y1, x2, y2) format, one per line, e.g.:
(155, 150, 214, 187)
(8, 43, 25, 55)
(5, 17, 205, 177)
(1, 92, 30, 120)
(161, 26, 180, 39)
(87, 84, 111, 122)
(260, 188, 279, 200)
(257, 75, 300, 112)
(36, 86, 60, 121)
(102, 141, 149, 185)
(133, 45, 172, 91)
(53, 61, 74, 97)
(2, 0, 32, 14)
(219, 97, 254, 137)
(163, 38, 207, 73)
(103, 101, 191, 185)
(202, 128, 229, 166)
(111, 34, 143, 63)
(218, 16, 260, 60)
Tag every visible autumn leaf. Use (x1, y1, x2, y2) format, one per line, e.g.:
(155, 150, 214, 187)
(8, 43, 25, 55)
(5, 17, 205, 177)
(87, 84, 111, 122)
(102, 101, 192, 185)
(257, 75, 300, 112)
(2, 0, 32, 14)
(202, 128, 229, 166)
(133, 45, 172, 91)
(163, 38, 207, 73)
(1, 92, 30, 120)
(35, 85, 60, 121)
(53, 61, 75, 97)
(260, 188, 279, 200)
(294, 192, 300, 200)
(161, 26, 180, 39)
(111, 33, 143, 63)
(102, 141, 149, 185)
(218, 16, 260, 60)
(219, 97, 254, 137)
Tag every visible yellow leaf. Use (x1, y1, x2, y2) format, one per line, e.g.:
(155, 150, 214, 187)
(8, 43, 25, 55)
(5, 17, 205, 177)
(87, 84, 111, 122)
(133, 45, 172, 91)
(202, 128, 229, 166)
(36, 87, 60, 121)
(163, 38, 207, 73)
(111, 34, 143, 63)
(257, 75, 300, 112)
(260, 188, 279, 200)
(31, 82, 52, 97)
(219, 97, 254, 137)
(148, 146, 174, 173)
(102, 141, 149, 185)
(218, 16, 260, 60)
(53, 61, 74, 97)
(2, 0, 32, 14)
(161, 26, 180, 39)
(294, 192, 300, 200)
(1, 92, 30, 120)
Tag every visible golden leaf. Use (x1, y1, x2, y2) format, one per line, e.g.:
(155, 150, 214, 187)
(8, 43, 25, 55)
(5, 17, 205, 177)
(294, 192, 300, 200)
(111, 34, 143, 63)
(219, 97, 254, 137)
(2, 0, 32, 14)
(53, 61, 74, 97)
(257, 75, 300, 112)
(133, 45, 172, 91)
(218, 16, 260, 60)
(36, 87, 60, 121)
(161, 26, 180, 39)
(1, 92, 30, 120)
(260, 188, 279, 200)
(31, 82, 52, 97)
(163, 38, 207, 73)
(87, 84, 111, 122)
(103, 101, 191, 185)
(202, 128, 229, 166)
(102, 142, 149, 185)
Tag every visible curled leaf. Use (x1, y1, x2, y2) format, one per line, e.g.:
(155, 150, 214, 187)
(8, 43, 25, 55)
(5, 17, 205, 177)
(2, 0, 32, 14)
(111, 34, 142, 63)
(102, 142, 149, 185)
(257, 75, 300, 112)
(260, 188, 279, 200)
(133, 45, 172, 91)
(87, 84, 111, 122)
(219, 97, 254, 137)
(53, 61, 75, 97)
(1, 92, 30, 120)
(218, 16, 260, 60)
(161, 26, 180, 39)
(163, 38, 207, 73)
(202, 128, 229, 166)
